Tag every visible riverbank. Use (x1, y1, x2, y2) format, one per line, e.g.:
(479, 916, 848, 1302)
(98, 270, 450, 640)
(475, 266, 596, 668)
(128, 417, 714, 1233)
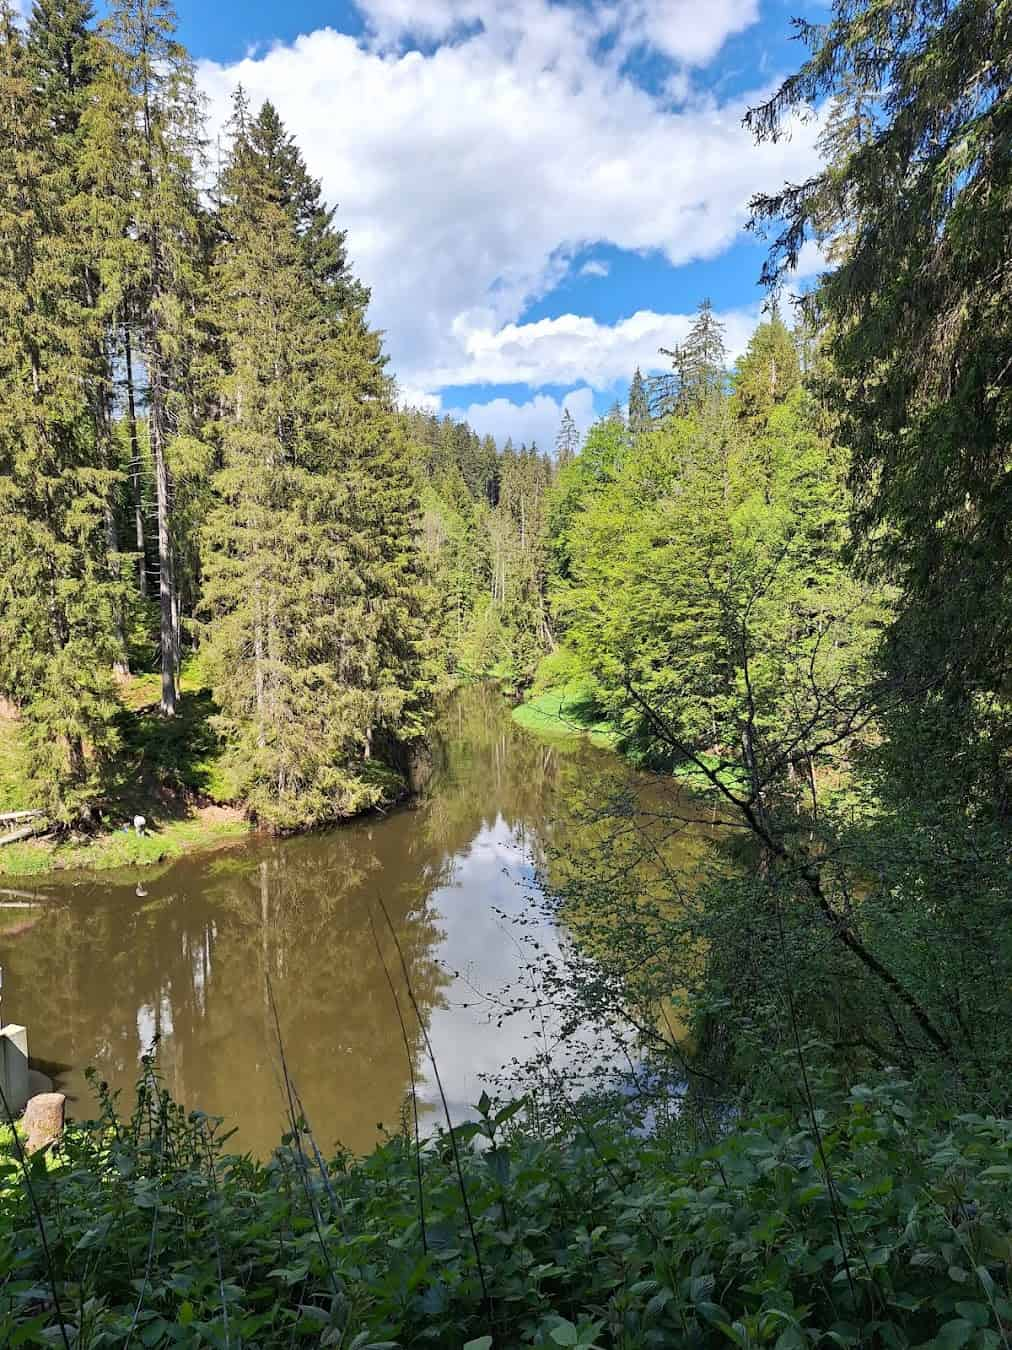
(0, 662, 252, 877)
(513, 679, 738, 792)
(0, 659, 419, 878)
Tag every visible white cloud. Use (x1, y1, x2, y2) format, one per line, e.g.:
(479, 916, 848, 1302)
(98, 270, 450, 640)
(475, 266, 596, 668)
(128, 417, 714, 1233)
(448, 386, 597, 452)
(420, 304, 760, 391)
(579, 259, 610, 278)
(625, 0, 760, 66)
(791, 237, 828, 280)
(196, 2, 822, 403)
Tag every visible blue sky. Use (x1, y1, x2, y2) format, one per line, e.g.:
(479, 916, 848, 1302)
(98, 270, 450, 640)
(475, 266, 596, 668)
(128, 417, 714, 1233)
(182, 0, 827, 449)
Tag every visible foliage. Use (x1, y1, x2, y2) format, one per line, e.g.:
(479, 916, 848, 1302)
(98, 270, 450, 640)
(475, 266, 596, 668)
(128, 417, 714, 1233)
(747, 0, 1012, 815)
(4, 1067, 1012, 1347)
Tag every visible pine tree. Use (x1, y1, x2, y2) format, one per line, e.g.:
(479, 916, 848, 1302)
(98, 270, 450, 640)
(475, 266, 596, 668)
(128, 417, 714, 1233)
(677, 299, 727, 410)
(555, 407, 579, 465)
(0, 2, 122, 816)
(202, 98, 429, 828)
(627, 366, 650, 437)
(29, 0, 135, 674)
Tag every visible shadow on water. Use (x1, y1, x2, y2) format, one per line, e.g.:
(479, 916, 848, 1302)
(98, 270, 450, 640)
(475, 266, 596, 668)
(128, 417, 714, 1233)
(1, 687, 715, 1156)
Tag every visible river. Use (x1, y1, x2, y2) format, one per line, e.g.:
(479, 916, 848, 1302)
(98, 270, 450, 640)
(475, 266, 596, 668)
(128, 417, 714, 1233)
(0, 689, 714, 1157)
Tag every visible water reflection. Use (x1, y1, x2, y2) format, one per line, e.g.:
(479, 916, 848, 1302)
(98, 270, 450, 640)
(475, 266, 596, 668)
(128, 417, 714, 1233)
(0, 688, 712, 1156)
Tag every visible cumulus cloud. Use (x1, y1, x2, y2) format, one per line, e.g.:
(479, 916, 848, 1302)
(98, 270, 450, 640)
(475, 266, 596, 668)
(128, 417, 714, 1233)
(447, 386, 597, 452)
(579, 259, 610, 278)
(196, 0, 822, 403)
(418, 304, 760, 391)
(624, 0, 760, 66)
(791, 237, 828, 280)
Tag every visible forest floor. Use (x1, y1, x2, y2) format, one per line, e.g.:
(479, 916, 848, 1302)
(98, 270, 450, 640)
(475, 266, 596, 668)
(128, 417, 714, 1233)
(0, 661, 249, 877)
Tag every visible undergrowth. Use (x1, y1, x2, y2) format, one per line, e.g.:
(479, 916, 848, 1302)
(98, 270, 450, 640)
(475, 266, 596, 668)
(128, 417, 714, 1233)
(2, 1065, 1011, 1347)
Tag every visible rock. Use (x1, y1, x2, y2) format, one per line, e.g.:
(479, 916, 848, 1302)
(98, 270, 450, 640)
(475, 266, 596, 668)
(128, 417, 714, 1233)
(22, 1092, 65, 1154)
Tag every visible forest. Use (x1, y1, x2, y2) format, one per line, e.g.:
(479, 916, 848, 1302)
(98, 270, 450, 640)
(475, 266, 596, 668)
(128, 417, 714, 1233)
(2, 0, 1012, 1344)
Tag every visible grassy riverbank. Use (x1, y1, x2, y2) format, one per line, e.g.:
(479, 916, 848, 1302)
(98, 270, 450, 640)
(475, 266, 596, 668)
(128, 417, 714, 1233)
(0, 660, 249, 877)
(513, 678, 739, 793)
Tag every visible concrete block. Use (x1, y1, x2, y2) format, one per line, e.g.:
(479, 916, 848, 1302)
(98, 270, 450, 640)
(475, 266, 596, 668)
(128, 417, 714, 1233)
(0, 1024, 29, 1116)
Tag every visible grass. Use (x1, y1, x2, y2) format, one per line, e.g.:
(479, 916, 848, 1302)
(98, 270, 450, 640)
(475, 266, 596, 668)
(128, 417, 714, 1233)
(513, 680, 745, 794)
(511, 682, 621, 749)
(0, 813, 248, 877)
(0, 657, 249, 878)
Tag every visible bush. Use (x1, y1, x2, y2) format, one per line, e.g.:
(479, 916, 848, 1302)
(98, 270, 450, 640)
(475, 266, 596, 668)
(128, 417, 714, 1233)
(2, 1068, 1012, 1347)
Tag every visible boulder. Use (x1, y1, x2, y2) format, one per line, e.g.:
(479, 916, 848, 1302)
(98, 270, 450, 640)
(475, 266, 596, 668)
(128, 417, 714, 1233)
(22, 1092, 65, 1154)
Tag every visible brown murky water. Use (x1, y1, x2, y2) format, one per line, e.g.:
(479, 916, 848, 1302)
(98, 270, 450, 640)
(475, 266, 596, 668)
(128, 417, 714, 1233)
(0, 689, 713, 1157)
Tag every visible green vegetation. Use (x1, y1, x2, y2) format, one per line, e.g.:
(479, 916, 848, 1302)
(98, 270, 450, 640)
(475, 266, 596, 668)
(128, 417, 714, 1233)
(2, 0, 1011, 1341)
(4, 1066, 1012, 1346)
(0, 0, 430, 835)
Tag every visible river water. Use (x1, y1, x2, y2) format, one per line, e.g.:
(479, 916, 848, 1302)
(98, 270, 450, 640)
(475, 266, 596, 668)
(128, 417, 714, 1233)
(0, 689, 713, 1157)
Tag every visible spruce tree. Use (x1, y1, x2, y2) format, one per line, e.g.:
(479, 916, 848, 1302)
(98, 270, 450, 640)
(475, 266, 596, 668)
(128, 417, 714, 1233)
(88, 0, 206, 715)
(555, 407, 579, 465)
(677, 299, 727, 410)
(29, 0, 135, 673)
(202, 98, 429, 828)
(0, 2, 122, 817)
(748, 0, 1012, 808)
(731, 308, 800, 425)
(627, 366, 650, 437)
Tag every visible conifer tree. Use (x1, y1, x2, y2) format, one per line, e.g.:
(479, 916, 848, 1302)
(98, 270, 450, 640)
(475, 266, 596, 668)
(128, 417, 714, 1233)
(202, 98, 429, 828)
(731, 308, 800, 425)
(627, 367, 650, 437)
(748, 0, 1012, 808)
(555, 407, 579, 465)
(88, 0, 206, 715)
(29, 0, 136, 673)
(677, 299, 727, 409)
(0, 2, 122, 816)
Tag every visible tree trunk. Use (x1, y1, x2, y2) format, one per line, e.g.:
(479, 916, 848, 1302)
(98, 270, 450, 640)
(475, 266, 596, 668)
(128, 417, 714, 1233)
(124, 325, 147, 599)
(150, 385, 177, 717)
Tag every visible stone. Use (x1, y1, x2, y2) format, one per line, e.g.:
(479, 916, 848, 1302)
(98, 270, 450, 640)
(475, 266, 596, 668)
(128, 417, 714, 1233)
(22, 1093, 65, 1154)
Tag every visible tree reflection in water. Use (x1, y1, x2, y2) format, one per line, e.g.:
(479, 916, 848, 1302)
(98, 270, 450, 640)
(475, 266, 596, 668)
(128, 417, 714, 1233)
(2, 688, 716, 1155)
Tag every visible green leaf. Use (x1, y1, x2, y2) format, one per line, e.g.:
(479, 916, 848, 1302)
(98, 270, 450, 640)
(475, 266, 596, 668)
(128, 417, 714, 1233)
(935, 1320, 975, 1350)
(954, 1302, 990, 1329)
(464, 1338, 493, 1350)
(550, 1320, 579, 1346)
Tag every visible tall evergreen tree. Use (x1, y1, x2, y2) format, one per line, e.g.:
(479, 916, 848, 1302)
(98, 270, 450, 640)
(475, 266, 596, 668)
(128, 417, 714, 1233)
(555, 407, 579, 465)
(748, 0, 1012, 811)
(731, 308, 801, 425)
(627, 366, 650, 437)
(29, 0, 135, 674)
(0, 1, 123, 816)
(677, 299, 727, 410)
(88, 0, 206, 715)
(202, 97, 429, 828)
